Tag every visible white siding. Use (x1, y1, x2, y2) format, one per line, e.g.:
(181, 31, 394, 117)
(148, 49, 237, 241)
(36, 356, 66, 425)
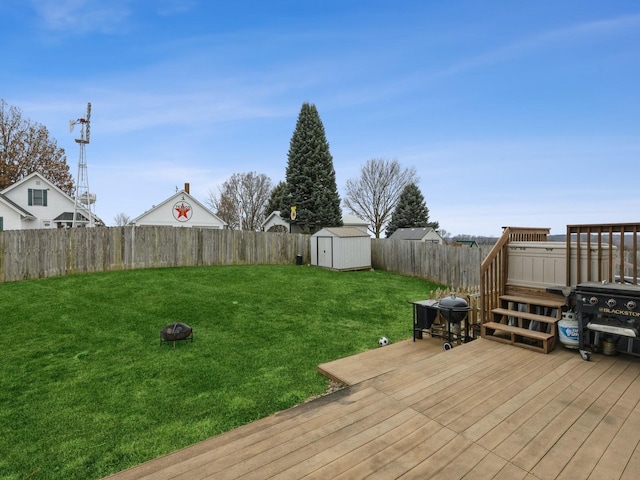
(131, 192, 225, 228)
(311, 227, 371, 271)
(424, 230, 444, 244)
(2, 174, 77, 229)
(0, 209, 22, 230)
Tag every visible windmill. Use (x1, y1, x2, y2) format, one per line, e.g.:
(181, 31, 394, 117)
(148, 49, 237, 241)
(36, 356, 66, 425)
(70, 103, 96, 227)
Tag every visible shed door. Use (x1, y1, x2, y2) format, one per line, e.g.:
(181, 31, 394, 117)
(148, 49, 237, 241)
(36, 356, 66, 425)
(317, 237, 333, 268)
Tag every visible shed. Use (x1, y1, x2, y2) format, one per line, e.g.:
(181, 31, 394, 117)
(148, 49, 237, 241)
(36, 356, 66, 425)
(311, 227, 371, 271)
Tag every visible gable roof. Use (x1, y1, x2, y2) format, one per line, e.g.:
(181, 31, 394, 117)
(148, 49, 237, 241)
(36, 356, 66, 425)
(342, 214, 368, 227)
(262, 211, 368, 231)
(1, 171, 70, 198)
(0, 192, 35, 219)
(1, 171, 104, 226)
(262, 210, 285, 228)
(313, 227, 370, 238)
(389, 227, 437, 240)
(130, 189, 227, 227)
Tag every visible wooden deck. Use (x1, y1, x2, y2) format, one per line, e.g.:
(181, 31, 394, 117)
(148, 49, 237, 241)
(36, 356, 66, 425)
(104, 338, 640, 479)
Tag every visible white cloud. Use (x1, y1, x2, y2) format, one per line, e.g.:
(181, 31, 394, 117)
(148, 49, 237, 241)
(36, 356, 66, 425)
(424, 13, 640, 82)
(27, 0, 132, 34)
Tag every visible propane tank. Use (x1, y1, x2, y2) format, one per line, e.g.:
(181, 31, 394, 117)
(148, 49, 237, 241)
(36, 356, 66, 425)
(558, 310, 579, 349)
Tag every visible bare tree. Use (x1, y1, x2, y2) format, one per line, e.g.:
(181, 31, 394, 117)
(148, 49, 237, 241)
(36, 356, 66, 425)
(113, 212, 131, 226)
(343, 158, 418, 238)
(0, 99, 74, 194)
(206, 172, 272, 231)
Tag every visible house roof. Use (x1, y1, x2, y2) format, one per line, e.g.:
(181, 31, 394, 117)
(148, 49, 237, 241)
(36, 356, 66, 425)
(313, 227, 370, 238)
(1, 171, 104, 225)
(53, 212, 89, 222)
(0, 193, 35, 218)
(2, 171, 69, 197)
(262, 210, 285, 228)
(389, 227, 437, 240)
(342, 214, 368, 226)
(130, 189, 227, 226)
(262, 211, 368, 230)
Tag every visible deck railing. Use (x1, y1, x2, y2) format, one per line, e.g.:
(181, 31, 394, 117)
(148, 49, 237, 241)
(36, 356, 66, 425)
(479, 226, 550, 323)
(566, 223, 640, 286)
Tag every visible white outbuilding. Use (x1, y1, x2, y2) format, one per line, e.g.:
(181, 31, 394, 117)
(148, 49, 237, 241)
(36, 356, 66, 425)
(129, 183, 226, 229)
(311, 227, 371, 271)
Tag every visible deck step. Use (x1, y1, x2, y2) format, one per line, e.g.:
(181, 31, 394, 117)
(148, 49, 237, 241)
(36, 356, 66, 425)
(500, 294, 565, 309)
(482, 321, 555, 354)
(482, 292, 564, 354)
(492, 308, 561, 325)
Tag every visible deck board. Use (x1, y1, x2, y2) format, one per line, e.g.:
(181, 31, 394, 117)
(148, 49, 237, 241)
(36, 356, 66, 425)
(471, 354, 590, 448)
(104, 338, 640, 480)
(531, 362, 640, 480)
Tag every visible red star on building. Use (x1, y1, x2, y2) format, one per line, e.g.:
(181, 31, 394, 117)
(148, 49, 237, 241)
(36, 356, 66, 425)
(175, 203, 191, 219)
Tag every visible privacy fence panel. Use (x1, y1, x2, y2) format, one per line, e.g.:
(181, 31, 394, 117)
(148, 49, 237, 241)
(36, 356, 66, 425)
(371, 239, 493, 288)
(0, 227, 310, 283)
(1, 227, 488, 288)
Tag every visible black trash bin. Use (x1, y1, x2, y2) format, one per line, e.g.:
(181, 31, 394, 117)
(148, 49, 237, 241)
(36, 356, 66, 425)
(295, 254, 303, 265)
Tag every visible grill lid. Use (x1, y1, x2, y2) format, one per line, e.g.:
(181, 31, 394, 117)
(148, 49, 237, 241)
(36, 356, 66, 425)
(576, 282, 640, 297)
(436, 294, 470, 324)
(437, 294, 470, 311)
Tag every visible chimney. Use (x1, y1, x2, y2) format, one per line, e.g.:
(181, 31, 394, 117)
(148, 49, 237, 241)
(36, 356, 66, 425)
(184, 182, 190, 194)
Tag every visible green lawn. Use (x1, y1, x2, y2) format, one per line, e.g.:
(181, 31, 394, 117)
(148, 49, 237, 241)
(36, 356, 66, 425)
(0, 265, 444, 480)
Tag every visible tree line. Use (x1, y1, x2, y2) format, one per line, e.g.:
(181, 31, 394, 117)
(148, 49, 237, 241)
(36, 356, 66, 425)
(206, 102, 438, 238)
(1, 99, 438, 237)
(0, 99, 73, 195)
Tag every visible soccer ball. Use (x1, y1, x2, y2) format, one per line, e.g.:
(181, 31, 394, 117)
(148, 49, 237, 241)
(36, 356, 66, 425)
(379, 336, 389, 347)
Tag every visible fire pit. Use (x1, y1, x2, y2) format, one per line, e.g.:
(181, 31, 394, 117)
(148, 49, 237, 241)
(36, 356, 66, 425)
(160, 322, 193, 348)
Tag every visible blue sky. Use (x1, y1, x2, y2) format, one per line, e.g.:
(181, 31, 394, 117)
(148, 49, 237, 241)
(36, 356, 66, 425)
(1, 1, 639, 236)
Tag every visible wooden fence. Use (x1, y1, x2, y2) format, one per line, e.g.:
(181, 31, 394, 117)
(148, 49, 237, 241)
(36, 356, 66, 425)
(371, 239, 493, 288)
(0, 227, 489, 289)
(0, 226, 310, 283)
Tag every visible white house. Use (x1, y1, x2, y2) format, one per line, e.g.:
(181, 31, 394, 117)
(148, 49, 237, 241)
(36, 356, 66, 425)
(129, 184, 226, 229)
(389, 227, 444, 244)
(342, 214, 369, 233)
(0, 172, 103, 231)
(261, 211, 368, 234)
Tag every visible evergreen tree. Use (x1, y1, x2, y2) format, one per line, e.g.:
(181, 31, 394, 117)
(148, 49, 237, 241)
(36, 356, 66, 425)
(385, 183, 439, 237)
(280, 103, 342, 233)
(264, 180, 286, 217)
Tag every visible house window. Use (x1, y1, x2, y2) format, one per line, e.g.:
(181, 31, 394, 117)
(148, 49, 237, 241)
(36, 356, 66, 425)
(28, 188, 48, 206)
(0, 217, 3, 231)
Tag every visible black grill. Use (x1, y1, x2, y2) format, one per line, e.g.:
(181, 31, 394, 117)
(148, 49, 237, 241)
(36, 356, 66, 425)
(575, 282, 640, 358)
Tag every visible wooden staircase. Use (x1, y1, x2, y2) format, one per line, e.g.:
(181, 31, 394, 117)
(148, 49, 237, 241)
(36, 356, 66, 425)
(480, 223, 640, 354)
(481, 294, 564, 354)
